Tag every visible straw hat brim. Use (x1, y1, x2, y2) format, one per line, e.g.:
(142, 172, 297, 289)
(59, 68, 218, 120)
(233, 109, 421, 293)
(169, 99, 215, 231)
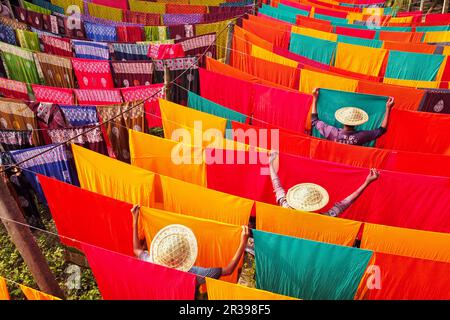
(335, 107, 369, 126)
(150, 224, 198, 272)
(286, 183, 330, 212)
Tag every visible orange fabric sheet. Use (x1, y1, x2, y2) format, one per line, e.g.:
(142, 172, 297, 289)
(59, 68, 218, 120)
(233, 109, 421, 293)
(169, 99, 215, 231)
(140, 206, 243, 282)
(244, 15, 291, 49)
(206, 278, 298, 300)
(356, 80, 424, 111)
(296, 15, 333, 33)
(255, 201, 362, 246)
(382, 41, 435, 54)
(159, 175, 253, 226)
(19, 285, 61, 300)
(72, 144, 156, 207)
(128, 129, 206, 186)
(361, 223, 450, 263)
(0, 277, 9, 300)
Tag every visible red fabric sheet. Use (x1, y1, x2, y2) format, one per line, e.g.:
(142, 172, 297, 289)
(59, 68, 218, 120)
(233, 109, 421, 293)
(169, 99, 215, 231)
(296, 15, 333, 32)
(206, 152, 450, 233)
(82, 243, 196, 300)
(199, 68, 254, 116)
(74, 89, 123, 105)
(252, 83, 311, 134)
(280, 0, 312, 11)
(335, 26, 376, 39)
(39, 175, 134, 256)
(31, 85, 74, 104)
(383, 150, 450, 177)
(92, 0, 128, 10)
(71, 58, 114, 90)
(314, 7, 348, 18)
(116, 26, 144, 43)
(424, 12, 450, 24)
(375, 109, 450, 154)
(366, 252, 450, 300)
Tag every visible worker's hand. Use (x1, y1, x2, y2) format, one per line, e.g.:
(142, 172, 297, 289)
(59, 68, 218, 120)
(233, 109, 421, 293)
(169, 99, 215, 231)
(241, 225, 250, 242)
(312, 88, 319, 98)
(386, 97, 394, 109)
(365, 168, 380, 184)
(131, 204, 141, 218)
(269, 151, 279, 164)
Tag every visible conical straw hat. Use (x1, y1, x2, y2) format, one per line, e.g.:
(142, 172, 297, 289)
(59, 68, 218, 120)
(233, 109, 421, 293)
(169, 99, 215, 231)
(150, 224, 198, 272)
(286, 183, 330, 212)
(335, 107, 369, 126)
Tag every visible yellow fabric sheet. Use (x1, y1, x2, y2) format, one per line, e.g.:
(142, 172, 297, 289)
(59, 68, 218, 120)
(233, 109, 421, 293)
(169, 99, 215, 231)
(0, 277, 9, 300)
(388, 16, 413, 24)
(195, 19, 235, 60)
(19, 285, 61, 300)
(251, 45, 299, 68)
(128, 0, 166, 14)
(71, 144, 155, 207)
(423, 31, 450, 43)
(159, 99, 227, 147)
(206, 278, 299, 300)
(255, 201, 362, 246)
(87, 3, 122, 22)
(140, 206, 242, 282)
(347, 12, 364, 24)
(383, 78, 440, 88)
(361, 223, 450, 263)
(292, 26, 338, 42)
(334, 42, 387, 77)
(160, 175, 253, 226)
(50, 0, 84, 13)
(443, 46, 450, 55)
(189, 0, 222, 5)
(299, 68, 358, 93)
(129, 129, 206, 186)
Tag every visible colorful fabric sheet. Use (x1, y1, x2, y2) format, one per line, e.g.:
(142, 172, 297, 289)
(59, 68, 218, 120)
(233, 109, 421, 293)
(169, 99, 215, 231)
(71, 58, 114, 89)
(0, 23, 17, 45)
(72, 39, 110, 60)
(365, 253, 450, 300)
(199, 68, 253, 116)
(117, 26, 144, 43)
(111, 61, 153, 88)
(255, 201, 361, 246)
(299, 68, 358, 94)
(187, 91, 246, 130)
(83, 243, 196, 300)
(0, 277, 9, 300)
(140, 206, 243, 283)
(0, 42, 41, 85)
(16, 29, 40, 52)
(96, 102, 144, 162)
(84, 22, 117, 42)
(40, 35, 72, 57)
(361, 223, 450, 263)
(10, 144, 79, 202)
(147, 43, 185, 60)
(0, 77, 29, 99)
(31, 85, 74, 104)
(60, 105, 99, 126)
(71, 144, 155, 207)
(289, 33, 337, 65)
(195, 19, 234, 61)
(251, 45, 298, 68)
(129, 130, 205, 186)
(159, 174, 252, 226)
(112, 43, 150, 61)
(384, 50, 445, 81)
(206, 278, 297, 300)
(19, 285, 61, 300)
(375, 109, 450, 154)
(337, 35, 383, 48)
(253, 230, 373, 300)
(313, 89, 387, 146)
(120, 84, 165, 128)
(74, 89, 123, 105)
(159, 98, 227, 146)
(252, 84, 311, 134)
(419, 89, 450, 114)
(40, 175, 133, 255)
(334, 42, 387, 76)
(35, 52, 75, 88)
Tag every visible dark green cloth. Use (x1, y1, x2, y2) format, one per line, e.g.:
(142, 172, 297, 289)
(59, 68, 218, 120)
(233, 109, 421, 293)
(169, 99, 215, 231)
(253, 229, 373, 300)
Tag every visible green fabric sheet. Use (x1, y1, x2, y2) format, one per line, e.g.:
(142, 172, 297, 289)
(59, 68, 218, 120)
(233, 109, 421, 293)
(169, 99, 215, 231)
(24, 0, 52, 14)
(337, 35, 383, 48)
(416, 25, 450, 32)
(385, 50, 445, 81)
(253, 230, 373, 300)
(0, 43, 41, 86)
(315, 13, 348, 25)
(313, 88, 388, 147)
(16, 30, 41, 52)
(277, 4, 309, 17)
(289, 33, 337, 65)
(258, 4, 300, 24)
(187, 91, 246, 132)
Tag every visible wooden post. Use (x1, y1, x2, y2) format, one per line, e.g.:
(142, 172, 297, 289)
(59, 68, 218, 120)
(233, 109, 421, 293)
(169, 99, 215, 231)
(407, 0, 412, 12)
(163, 61, 170, 102)
(0, 173, 65, 299)
(419, 0, 425, 12)
(224, 21, 234, 65)
(443, 0, 450, 13)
